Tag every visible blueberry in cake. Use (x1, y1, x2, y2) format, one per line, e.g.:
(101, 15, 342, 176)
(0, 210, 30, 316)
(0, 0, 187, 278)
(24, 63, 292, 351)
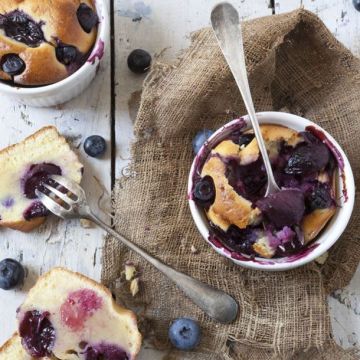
(14, 268, 142, 359)
(0, 126, 83, 232)
(0, 0, 98, 86)
(192, 124, 338, 259)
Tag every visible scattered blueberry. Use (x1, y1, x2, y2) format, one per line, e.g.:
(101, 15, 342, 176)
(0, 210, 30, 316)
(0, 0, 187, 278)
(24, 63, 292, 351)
(0, 258, 25, 290)
(168, 318, 201, 351)
(0, 10, 45, 46)
(23, 201, 50, 220)
(127, 49, 152, 74)
(84, 135, 107, 157)
(353, 0, 360, 11)
(0, 53, 25, 76)
(77, 3, 98, 33)
(19, 310, 55, 357)
(192, 129, 214, 154)
(56, 44, 78, 65)
(193, 176, 215, 207)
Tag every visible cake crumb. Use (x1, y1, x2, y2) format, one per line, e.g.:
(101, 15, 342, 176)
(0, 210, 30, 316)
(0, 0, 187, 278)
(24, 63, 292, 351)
(80, 219, 94, 228)
(125, 262, 137, 281)
(191, 245, 199, 254)
(315, 252, 329, 265)
(130, 278, 140, 296)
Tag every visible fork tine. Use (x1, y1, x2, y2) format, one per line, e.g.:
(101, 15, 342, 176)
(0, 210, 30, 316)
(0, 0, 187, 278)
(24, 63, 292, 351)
(35, 189, 71, 219)
(50, 175, 85, 197)
(42, 183, 76, 205)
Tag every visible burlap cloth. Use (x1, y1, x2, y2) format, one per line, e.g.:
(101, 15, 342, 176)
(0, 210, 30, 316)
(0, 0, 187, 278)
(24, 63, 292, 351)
(102, 9, 360, 359)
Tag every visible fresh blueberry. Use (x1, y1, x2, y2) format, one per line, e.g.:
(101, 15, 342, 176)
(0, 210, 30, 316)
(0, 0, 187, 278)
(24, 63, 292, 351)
(0, 53, 25, 76)
(77, 3, 98, 33)
(127, 49, 152, 74)
(193, 176, 215, 207)
(0, 258, 25, 290)
(56, 45, 78, 65)
(354, 0, 360, 11)
(84, 135, 107, 157)
(192, 129, 214, 154)
(168, 318, 201, 351)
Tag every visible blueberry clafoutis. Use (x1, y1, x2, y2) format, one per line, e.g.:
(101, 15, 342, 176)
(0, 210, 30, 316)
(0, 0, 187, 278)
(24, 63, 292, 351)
(0, 0, 98, 86)
(192, 124, 339, 259)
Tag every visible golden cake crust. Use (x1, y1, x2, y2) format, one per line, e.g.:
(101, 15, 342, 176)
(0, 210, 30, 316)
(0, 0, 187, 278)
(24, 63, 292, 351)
(0, 0, 97, 85)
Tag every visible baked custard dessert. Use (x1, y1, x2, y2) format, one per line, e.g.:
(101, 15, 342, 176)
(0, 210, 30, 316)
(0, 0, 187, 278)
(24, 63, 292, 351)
(0, 126, 83, 232)
(0, 0, 98, 86)
(192, 124, 338, 259)
(15, 268, 142, 359)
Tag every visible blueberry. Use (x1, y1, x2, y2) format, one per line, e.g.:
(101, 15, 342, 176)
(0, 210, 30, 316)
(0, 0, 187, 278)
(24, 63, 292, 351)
(0, 10, 44, 47)
(192, 129, 214, 154)
(233, 133, 255, 147)
(0, 53, 25, 76)
(127, 49, 152, 74)
(19, 310, 55, 357)
(56, 45, 78, 65)
(0, 258, 25, 290)
(23, 201, 50, 220)
(354, 0, 360, 11)
(168, 318, 201, 351)
(306, 183, 334, 211)
(193, 176, 215, 206)
(84, 135, 107, 157)
(77, 3, 98, 33)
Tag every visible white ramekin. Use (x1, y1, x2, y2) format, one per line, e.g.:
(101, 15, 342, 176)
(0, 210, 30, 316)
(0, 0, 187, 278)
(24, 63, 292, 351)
(188, 112, 355, 271)
(0, 0, 109, 107)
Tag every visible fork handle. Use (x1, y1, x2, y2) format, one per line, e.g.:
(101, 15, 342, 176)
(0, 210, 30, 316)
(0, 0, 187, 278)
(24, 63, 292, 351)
(88, 212, 238, 324)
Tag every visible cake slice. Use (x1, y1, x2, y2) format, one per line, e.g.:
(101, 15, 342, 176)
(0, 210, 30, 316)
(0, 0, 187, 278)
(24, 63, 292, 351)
(17, 268, 142, 359)
(0, 126, 83, 232)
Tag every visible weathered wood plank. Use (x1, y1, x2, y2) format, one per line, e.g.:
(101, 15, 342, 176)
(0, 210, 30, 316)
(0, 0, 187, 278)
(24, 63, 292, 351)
(0, 11, 111, 346)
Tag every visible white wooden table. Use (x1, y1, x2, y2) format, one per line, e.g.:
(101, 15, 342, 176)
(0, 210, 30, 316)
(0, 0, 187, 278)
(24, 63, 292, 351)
(1, 0, 360, 356)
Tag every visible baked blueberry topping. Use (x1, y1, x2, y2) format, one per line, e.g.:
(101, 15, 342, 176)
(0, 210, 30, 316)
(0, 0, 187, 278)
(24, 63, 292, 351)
(193, 176, 215, 207)
(305, 182, 334, 211)
(82, 343, 129, 360)
(0, 53, 25, 76)
(56, 44, 78, 65)
(0, 10, 44, 46)
(0, 258, 25, 290)
(284, 142, 330, 175)
(232, 133, 255, 147)
(127, 49, 152, 74)
(256, 189, 305, 228)
(77, 3, 98, 33)
(22, 163, 62, 199)
(84, 135, 107, 157)
(19, 310, 55, 357)
(192, 129, 214, 154)
(60, 289, 102, 331)
(168, 318, 201, 351)
(23, 201, 49, 220)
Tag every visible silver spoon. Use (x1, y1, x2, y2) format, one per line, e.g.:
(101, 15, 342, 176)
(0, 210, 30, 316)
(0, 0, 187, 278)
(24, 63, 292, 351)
(36, 175, 239, 324)
(211, 2, 280, 196)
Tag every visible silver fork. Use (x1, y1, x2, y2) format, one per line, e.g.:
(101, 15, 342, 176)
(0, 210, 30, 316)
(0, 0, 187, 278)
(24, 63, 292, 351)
(36, 175, 238, 324)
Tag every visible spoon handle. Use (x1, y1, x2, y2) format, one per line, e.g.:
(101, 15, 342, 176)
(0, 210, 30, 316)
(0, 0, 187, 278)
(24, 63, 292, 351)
(88, 212, 238, 324)
(211, 3, 279, 195)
